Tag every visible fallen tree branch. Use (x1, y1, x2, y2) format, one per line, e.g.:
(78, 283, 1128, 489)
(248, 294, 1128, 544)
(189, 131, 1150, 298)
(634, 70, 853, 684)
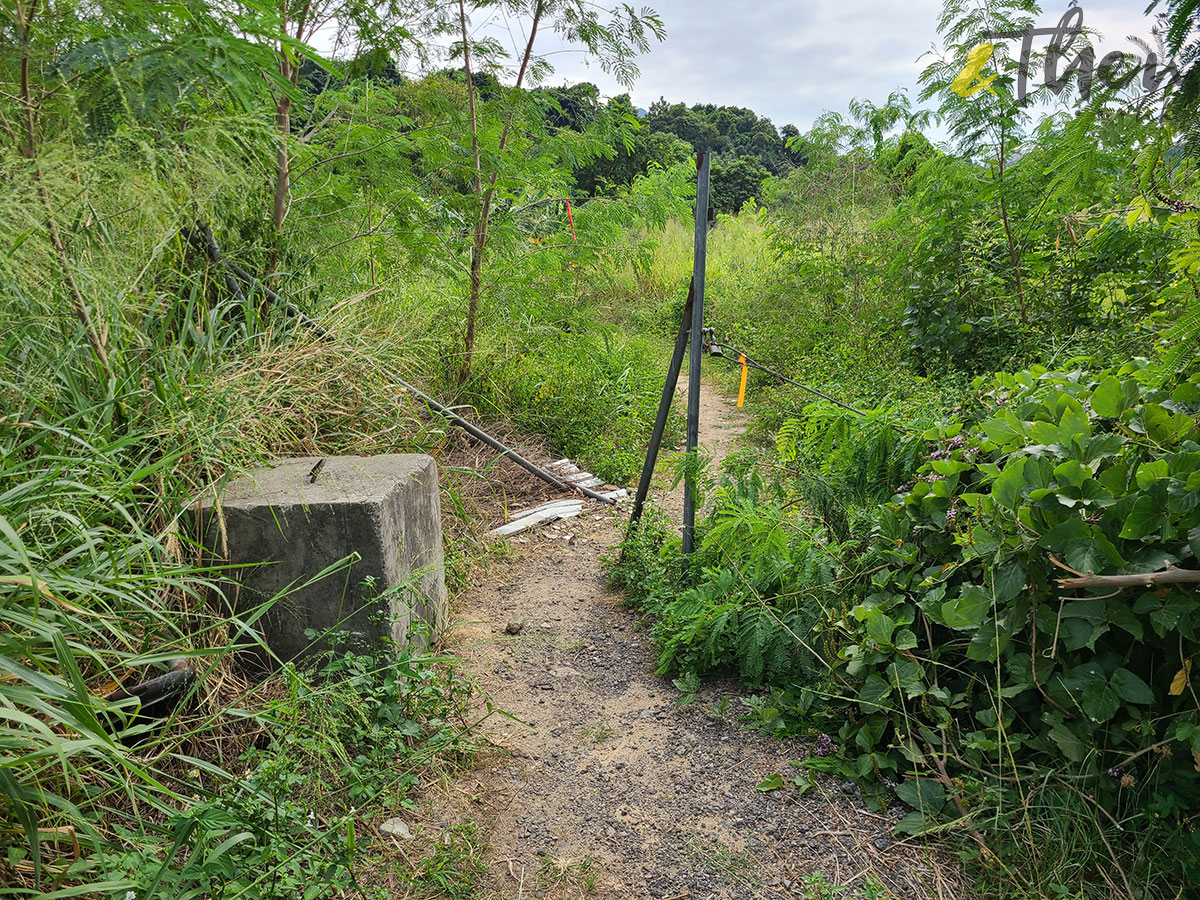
(1053, 560, 1200, 592)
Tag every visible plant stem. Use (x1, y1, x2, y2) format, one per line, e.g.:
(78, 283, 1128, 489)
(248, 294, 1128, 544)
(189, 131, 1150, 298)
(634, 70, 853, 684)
(17, 0, 112, 382)
(458, 0, 544, 383)
(35, 175, 113, 382)
(995, 137, 1027, 321)
(17, 0, 40, 158)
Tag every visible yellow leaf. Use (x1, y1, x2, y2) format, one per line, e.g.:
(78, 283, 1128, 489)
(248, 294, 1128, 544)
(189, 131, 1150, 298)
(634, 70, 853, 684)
(1169, 659, 1192, 696)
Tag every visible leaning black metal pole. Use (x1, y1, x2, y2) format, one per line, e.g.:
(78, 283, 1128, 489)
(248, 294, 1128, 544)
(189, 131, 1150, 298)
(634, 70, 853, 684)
(682, 152, 710, 556)
(629, 281, 694, 526)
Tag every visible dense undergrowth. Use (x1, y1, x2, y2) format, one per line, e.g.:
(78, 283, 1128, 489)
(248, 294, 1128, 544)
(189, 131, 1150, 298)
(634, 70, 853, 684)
(609, 4, 1200, 898)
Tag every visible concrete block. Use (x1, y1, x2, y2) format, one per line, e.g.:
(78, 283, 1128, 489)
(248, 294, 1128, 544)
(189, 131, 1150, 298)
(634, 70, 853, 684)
(200, 455, 445, 669)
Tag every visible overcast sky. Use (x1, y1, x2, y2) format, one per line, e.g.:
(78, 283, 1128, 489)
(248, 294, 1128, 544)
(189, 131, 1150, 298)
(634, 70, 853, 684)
(465, 1, 1164, 137)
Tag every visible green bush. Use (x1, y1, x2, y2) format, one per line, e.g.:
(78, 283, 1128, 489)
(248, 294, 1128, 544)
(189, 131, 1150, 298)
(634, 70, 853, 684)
(611, 461, 845, 687)
(841, 360, 1199, 862)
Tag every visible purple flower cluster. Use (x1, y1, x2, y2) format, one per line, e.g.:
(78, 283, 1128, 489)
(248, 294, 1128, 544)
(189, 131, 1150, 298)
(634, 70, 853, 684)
(946, 508, 959, 524)
(930, 449, 950, 461)
(947, 435, 967, 450)
(1108, 767, 1123, 778)
(813, 733, 838, 757)
(930, 472, 946, 481)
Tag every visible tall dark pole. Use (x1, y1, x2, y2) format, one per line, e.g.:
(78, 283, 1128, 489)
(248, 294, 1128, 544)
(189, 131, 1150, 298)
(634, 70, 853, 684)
(682, 152, 710, 556)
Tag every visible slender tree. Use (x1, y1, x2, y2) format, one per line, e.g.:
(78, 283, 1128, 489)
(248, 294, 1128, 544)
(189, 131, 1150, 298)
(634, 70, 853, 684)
(452, 0, 664, 382)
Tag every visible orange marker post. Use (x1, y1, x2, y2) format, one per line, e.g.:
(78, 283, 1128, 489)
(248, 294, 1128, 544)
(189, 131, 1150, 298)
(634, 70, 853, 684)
(737, 354, 748, 408)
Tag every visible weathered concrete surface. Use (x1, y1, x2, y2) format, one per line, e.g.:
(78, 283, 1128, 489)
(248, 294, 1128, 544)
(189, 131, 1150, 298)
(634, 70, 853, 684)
(200, 455, 446, 668)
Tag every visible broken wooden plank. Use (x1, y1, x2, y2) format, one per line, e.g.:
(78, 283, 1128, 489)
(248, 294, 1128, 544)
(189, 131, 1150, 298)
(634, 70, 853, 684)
(488, 501, 584, 538)
(505, 498, 584, 520)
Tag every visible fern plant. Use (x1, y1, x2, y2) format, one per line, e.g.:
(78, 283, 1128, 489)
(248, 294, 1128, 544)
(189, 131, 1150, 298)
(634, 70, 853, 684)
(615, 467, 846, 689)
(777, 402, 925, 540)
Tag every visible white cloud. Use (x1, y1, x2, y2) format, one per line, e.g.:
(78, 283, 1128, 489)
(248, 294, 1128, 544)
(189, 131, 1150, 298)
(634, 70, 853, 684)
(527, 0, 1162, 132)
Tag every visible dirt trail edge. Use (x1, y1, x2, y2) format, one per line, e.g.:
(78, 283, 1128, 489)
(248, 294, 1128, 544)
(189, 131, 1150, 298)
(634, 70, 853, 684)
(442, 380, 953, 900)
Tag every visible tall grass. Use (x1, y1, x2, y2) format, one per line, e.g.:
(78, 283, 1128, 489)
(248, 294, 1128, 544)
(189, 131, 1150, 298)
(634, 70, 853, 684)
(0, 114, 491, 893)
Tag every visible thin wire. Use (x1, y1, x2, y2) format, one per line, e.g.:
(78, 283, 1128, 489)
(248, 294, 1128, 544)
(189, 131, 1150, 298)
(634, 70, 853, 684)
(704, 332, 912, 434)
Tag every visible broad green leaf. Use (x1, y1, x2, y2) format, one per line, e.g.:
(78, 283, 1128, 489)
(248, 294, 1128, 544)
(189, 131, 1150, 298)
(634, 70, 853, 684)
(1090, 376, 1126, 417)
(967, 619, 1011, 662)
(1048, 722, 1088, 762)
(942, 585, 990, 629)
(991, 560, 1025, 603)
(1084, 433, 1126, 462)
(1119, 492, 1168, 540)
(894, 628, 919, 650)
(1099, 459, 1130, 493)
(893, 810, 935, 835)
(931, 459, 971, 476)
(1054, 460, 1088, 489)
(1135, 459, 1169, 489)
(858, 674, 892, 712)
(1062, 527, 1125, 574)
(894, 778, 945, 811)
(1038, 517, 1089, 547)
(1106, 600, 1143, 640)
(755, 773, 783, 792)
(992, 457, 1027, 509)
(1110, 668, 1154, 704)
(866, 609, 896, 646)
(1142, 403, 1187, 446)
(1081, 681, 1120, 722)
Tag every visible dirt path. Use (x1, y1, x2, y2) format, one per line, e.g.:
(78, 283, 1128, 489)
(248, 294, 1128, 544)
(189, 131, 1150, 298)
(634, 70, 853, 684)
(442, 380, 952, 900)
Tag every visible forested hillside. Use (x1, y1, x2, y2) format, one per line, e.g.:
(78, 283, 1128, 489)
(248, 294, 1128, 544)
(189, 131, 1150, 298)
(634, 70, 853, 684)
(2, 0, 1199, 898)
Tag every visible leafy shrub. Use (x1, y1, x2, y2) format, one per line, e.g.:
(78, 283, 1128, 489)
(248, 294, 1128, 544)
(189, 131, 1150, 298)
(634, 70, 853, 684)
(468, 323, 679, 484)
(776, 403, 926, 541)
(611, 463, 844, 687)
(840, 360, 1199, 860)
(87, 642, 476, 899)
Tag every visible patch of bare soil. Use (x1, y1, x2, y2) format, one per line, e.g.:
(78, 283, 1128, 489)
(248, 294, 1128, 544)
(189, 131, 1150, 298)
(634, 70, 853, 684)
(440, 380, 959, 900)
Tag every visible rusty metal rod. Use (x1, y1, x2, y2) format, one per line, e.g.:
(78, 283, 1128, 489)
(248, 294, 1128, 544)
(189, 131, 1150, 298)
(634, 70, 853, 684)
(683, 152, 710, 556)
(206, 226, 614, 505)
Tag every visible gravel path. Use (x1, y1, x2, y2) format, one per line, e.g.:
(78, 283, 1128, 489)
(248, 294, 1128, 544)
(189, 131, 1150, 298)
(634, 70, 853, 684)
(443, 381, 956, 900)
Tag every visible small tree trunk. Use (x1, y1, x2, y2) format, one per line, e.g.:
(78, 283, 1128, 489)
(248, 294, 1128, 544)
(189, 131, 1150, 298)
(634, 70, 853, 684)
(273, 94, 291, 235)
(18, 0, 39, 158)
(267, 45, 293, 281)
(268, 0, 306, 280)
(456, 0, 484, 383)
(457, 0, 543, 384)
(19, 0, 112, 382)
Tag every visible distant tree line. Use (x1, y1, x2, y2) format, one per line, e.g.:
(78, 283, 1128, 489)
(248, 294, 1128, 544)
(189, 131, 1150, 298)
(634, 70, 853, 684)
(302, 47, 805, 215)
